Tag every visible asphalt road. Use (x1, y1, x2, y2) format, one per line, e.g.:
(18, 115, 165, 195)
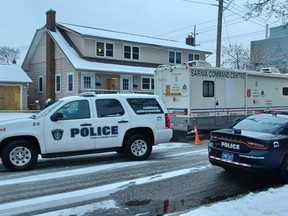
(0, 135, 284, 216)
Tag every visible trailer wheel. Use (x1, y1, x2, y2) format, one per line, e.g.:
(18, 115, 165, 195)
(125, 134, 152, 161)
(280, 155, 288, 183)
(1, 140, 38, 171)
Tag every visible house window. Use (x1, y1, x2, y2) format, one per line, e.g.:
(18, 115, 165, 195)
(169, 51, 181, 64)
(132, 47, 139, 59)
(283, 87, 288, 95)
(67, 73, 74, 92)
(142, 77, 154, 90)
(203, 81, 214, 97)
(124, 45, 139, 60)
(96, 42, 113, 57)
(188, 53, 194, 61)
(38, 76, 43, 93)
(106, 43, 113, 57)
(188, 54, 200, 61)
(55, 74, 61, 92)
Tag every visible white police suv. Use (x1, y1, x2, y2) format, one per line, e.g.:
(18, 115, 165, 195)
(0, 93, 173, 171)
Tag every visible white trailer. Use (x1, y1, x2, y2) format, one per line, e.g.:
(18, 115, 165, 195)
(155, 63, 288, 140)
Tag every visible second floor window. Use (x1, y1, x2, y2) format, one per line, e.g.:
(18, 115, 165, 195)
(96, 42, 114, 57)
(188, 54, 200, 61)
(124, 45, 139, 60)
(169, 51, 181, 64)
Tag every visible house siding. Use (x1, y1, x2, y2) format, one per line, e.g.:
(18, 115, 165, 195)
(55, 42, 77, 99)
(27, 62, 46, 109)
(67, 31, 85, 54)
(31, 33, 46, 64)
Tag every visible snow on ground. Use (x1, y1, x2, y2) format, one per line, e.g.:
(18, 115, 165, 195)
(175, 185, 288, 216)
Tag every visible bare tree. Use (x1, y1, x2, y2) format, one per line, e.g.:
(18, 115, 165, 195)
(250, 46, 267, 70)
(272, 44, 288, 73)
(221, 43, 251, 70)
(244, 0, 288, 20)
(0, 46, 20, 64)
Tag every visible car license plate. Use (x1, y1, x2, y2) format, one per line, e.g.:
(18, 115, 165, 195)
(222, 152, 234, 161)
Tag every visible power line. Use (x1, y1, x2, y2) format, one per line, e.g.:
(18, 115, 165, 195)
(198, 30, 265, 44)
(182, 0, 217, 7)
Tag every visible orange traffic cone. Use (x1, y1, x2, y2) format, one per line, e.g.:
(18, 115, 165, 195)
(194, 126, 202, 145)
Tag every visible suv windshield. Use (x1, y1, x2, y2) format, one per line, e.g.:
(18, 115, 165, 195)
(31, 100, 63, 119)
(233, 114, 288, 134)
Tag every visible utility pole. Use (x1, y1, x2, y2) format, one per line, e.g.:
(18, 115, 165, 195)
(216, 0, 223, 67)
(193, 25, 197, 46)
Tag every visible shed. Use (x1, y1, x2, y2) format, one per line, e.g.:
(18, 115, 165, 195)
(0, 64, 32, 110)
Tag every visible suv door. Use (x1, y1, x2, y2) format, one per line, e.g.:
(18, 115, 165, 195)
(43, 99, 95, 153)
(94, 98, 131, 149)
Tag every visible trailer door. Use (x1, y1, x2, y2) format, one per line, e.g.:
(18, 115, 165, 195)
(215, 78, 226, 126)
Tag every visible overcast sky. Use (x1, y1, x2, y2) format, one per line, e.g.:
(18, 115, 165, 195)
(0, 0, 282, 65)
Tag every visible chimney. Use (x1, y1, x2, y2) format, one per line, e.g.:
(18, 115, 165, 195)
(46, 9, 56, 101)
(186, 34, 195, 46)
(46, 9, 56, 32)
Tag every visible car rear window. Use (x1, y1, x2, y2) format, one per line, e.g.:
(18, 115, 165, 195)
(233, 114, 288, 133)
(127, 98, 163, 115)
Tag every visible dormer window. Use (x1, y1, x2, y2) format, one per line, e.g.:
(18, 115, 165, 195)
(124, 45, 139, 60)
(169, 51, 181, 64)
(96, 42, 114, 57)
(188, 53, 200, 61)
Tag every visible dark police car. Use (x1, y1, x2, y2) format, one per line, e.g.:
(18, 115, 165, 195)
(208, 113, 288, 182)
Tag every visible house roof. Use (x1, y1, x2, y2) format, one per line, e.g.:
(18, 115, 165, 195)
(48, 29, 156, 75)
(0, 64, 32, 83)
(22, 22, 212, 74)
(58, 23, 212, 53)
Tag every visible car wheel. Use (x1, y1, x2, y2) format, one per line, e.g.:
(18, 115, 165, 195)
(125, 134, 152, 161)
(281, 155, 288, 183)
(1, 140, 38, 171)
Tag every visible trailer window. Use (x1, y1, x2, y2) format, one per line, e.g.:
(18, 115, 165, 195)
(283, 87, 288, 95)
(203, 81, 214, 97)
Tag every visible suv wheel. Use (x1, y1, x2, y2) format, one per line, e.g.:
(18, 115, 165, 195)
(1, 140, 38, 171)
(125, 134, 152, 161)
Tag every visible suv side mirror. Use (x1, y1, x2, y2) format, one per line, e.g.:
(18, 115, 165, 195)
(50, 112, 64, 122)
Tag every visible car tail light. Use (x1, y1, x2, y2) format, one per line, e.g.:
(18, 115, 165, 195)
(165, 113, 171, 129)
(247, 142, 268, 150)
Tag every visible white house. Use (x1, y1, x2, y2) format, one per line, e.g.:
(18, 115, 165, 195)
(22, 9, 212, 109)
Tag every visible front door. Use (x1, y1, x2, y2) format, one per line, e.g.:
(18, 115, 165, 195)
(43, 99, 95, 153)
(215, 78, 226, 126)
(121, 75, 132, 93)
